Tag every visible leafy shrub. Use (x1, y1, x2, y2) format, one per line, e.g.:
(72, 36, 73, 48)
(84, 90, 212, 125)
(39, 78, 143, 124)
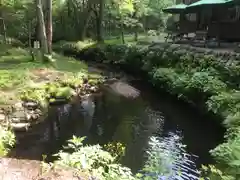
(147, 30, 158, 36)
(103, 142, 125, 162)
(0, 126, 15, 156)
(104, 44, 129, 64)
(20, 76, 83, 106)
(150, 68, 189, 96)
(187, 71, 227, 96)
(210, 129, 240, 179)
(53, 40, 96, 56)
(207, 91, 240, 118)
(201, 165, 235, 180)
(55, 136, 136, 180)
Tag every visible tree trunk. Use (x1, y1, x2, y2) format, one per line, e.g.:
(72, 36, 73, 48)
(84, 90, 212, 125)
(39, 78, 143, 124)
(36, 0, 48, 62)
(80, 10, 93, 40)
(96, 0, 104, 42)
(0, 0, 7, 44)
(0, 18, 6, 44)
(28, 21, 35, 61)
(46, 0, 52, 54)
(79, 0, 96, 40)
(134, 32, 138, 41)
(132, 4, 138, 42)
(120, 22, 125, 44)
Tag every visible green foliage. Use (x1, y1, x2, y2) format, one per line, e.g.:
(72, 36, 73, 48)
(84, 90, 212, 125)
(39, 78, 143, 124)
(64, 43, 240, 179)
(55, 136, 136, 180)
(0, 127, 15, 156)
(1, 0, 175, 43)
(200, 165, 235, 180)
(20, 86, 48, 107)
(53, 41, 96, 54)
(19, 76, 86, 106)
(103, 142, 126, 162)
(207, 91, 240, 118)
(0, 70, 28, 89)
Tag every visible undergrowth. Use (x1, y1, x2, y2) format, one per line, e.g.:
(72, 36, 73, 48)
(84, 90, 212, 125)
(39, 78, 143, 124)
(54, 136, 136, 180)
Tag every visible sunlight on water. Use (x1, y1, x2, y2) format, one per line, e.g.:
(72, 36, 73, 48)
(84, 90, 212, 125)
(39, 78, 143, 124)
(141, 133, 200, 180)
(54, 81, 221, 179)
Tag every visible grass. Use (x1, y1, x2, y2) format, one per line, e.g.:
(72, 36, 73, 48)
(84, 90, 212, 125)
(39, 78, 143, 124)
(0, 44, 94, 106)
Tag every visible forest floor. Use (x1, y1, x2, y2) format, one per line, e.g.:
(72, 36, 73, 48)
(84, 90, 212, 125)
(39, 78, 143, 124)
(0, 44, 91, 106)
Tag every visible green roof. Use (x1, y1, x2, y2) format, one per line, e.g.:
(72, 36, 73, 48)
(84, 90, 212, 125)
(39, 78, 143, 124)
(162, 4, 188, 14)
(187, 0, 233, 9)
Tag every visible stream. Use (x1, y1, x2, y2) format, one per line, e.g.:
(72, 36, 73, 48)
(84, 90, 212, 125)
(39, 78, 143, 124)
(9, 65, 225, 179)
(56, 76, 224, 179)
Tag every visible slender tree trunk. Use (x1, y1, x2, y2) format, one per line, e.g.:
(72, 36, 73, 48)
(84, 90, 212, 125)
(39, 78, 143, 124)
(132, 4, 138, 41)
(28, 22, 32, 48)
(117, 2, 125, 44)
(28, 21, 35, 61)
(120, 22, 125, 44)
(80, 10, 93, 40)
(46, 0, 52, 54)
(1, 18, 6, 44)
(36, 0, 48, 62)
(96, 0, 104, 42)
(79, 0, 95, 40)
(134, 32, 138, 41)
(0, 0, 6, 44)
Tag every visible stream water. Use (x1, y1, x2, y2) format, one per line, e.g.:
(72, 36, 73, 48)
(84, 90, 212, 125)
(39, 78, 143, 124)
(8, 65, 224, 179)
(52, 77, 224, 179)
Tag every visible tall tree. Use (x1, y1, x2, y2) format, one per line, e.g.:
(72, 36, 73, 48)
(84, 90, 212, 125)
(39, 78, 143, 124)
(96, 0, 104, 42)
(0, 0, 6, 43)
(36, 0, 48, 62)
(79, 0, 96, 40)
(46, 0, 52, 54)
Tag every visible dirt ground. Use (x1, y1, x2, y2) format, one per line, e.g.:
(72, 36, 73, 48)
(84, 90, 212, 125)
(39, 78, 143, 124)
(0, 158, 87, 180)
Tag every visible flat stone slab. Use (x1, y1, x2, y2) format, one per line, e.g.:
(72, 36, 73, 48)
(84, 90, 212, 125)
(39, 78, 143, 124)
(0, 158, 41, 180)
(0, 158, 89, 180)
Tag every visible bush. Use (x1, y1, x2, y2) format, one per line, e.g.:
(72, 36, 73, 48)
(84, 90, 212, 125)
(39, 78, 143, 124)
(0, 126, 15, 156)
(53, 40, 96, 56)
(55, 136, 137, 180)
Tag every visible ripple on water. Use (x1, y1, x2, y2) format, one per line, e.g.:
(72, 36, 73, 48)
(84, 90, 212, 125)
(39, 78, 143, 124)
(53, 80, 220, 180)
(142, 132, 200, 180)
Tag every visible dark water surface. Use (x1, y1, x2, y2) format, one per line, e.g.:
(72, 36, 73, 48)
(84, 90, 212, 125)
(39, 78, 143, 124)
(9, 75, 224, 179)
(65, 78, 224, 179)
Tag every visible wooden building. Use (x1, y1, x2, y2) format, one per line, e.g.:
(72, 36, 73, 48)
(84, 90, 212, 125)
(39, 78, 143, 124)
(177, 0, 240, 41)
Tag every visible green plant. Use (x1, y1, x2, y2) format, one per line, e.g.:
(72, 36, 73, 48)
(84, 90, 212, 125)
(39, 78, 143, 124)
(0, 126, 15, 156)
(206, 91, 240, 119)
(200, 165, 235, 180)
(54, 136, 136, 180)
(103, 142, 125, 162)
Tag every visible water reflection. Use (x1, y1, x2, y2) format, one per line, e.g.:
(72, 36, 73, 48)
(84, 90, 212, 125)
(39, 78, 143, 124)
(72, 80, 222, 179)
(141, 133, 200, 179)
(80, 95, 95, 132)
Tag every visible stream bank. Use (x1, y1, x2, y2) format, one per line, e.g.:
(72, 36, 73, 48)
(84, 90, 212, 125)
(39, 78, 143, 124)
(1, 59, 225, 179)
(53, 41, 239, 178)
